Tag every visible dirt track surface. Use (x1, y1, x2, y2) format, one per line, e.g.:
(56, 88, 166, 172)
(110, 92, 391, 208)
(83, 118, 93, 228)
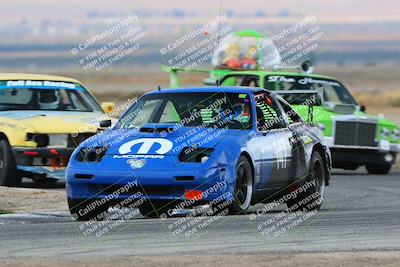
(0, 180, 67, 213)
(1, 252, 400, 267)
(0, 170, 399, 267)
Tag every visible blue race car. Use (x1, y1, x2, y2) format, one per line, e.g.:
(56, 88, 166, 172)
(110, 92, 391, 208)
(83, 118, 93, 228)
(66, 86, 331, 220)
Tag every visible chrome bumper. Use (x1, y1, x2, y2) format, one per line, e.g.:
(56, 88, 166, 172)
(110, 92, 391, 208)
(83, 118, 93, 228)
(325, 137, 400, 153)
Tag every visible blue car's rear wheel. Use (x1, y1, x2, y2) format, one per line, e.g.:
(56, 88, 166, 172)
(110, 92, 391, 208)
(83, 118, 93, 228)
(287, 151, 326, 211)
(228, 156, 253, 215)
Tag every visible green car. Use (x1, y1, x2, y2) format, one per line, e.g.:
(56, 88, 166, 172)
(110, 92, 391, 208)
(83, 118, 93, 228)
(164, 68, 400, 174)
(162, 29, 399, 174)
(219, 71, 400, 174)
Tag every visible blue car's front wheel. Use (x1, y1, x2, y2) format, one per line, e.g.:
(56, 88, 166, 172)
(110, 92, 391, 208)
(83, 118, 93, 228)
(228, 156, 253, 214)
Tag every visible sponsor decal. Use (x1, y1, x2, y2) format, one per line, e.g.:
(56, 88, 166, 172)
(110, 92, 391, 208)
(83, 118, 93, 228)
(127, 158, 146, 169)
(267, 76, 340, 87)
(113, 154, 165, 159)
(267, 76, 296, 83)
(4, 80, 76, 89)
(114, 138, 173, 159)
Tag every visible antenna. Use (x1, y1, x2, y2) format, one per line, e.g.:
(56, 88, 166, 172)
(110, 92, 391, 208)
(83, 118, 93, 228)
(216, 0, 222, 87)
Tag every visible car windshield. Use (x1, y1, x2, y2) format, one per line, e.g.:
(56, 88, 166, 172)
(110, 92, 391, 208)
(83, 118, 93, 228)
(0, 81, 101, 112)
(116, 92, 253, 130)
(265, 75, 357, 105)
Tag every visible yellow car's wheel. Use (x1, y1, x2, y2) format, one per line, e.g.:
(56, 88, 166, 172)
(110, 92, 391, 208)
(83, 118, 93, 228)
(0, 138, 21, 187)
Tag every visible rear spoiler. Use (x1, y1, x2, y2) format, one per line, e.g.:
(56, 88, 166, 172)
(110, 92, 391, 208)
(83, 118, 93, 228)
(161, 65, 211, 88)
(273, 89, 324, 125)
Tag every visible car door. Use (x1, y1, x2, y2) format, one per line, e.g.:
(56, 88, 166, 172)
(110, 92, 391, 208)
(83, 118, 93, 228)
(252, 92, 293, 189)
(277, 98, 309, 183)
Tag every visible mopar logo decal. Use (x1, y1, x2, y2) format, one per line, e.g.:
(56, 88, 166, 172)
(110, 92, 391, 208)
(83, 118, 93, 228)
(118, 138, 173, 156)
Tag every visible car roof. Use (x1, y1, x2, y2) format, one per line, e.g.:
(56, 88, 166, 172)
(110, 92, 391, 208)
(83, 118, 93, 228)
(225, 70, 336, 80)
(0, 73, 82, 85)
(146, 86, 266, 95)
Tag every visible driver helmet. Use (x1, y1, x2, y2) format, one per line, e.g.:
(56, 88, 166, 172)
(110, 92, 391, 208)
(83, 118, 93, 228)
(38, 90, 59, 110)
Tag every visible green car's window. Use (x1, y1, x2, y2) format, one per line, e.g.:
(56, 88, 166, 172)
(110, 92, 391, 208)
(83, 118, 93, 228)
(220, 75, 260, 87)
(265, 75, 357, 105)
(159, 101, 180, 123)
(116, 92, 253, 130)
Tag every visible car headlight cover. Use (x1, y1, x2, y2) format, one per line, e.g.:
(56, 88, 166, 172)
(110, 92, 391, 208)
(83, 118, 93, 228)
(381, 128, 390, 139)
(26, 133, 49, 147)
(392, 129, 400, 141)
(76, 146, 107, 162)
(179, 147, 214, 163)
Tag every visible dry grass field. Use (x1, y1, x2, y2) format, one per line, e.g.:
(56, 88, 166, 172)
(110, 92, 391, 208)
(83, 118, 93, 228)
(69, 64, 400, 110)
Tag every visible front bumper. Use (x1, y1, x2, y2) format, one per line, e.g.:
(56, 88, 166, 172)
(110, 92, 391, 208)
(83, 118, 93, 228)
(330, 148, 396, 168)
(325, 137, 400, 153)
(66, 165, 232, 204)
(324, 137, 399, 168)
(12, 147, 75, 179)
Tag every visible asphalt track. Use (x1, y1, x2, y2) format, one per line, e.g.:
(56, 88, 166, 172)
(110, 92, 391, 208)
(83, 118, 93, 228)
(0, 169, 399, 259)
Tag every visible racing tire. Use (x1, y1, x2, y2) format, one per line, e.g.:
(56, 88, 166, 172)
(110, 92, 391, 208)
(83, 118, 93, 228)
(366, 164, 392, 175)
(68, 198, 109, 221)
(287, 151, 326, 212)
(0, 138, 22, 187)
(227, 156, 253, 215)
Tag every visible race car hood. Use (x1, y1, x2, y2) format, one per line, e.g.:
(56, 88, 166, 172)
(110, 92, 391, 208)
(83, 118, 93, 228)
(0, 110, 105, 133)
(88, 124, 237, 156)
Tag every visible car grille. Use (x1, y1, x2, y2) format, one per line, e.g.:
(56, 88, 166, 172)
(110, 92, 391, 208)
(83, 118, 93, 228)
(67, 133, 96, 148)
(334, 121, 377, 147)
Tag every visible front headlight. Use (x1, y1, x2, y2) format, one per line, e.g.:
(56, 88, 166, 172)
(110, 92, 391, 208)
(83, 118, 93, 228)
(381, 128, 390, 139)
(26, 133, 70, 147)
(392, 129, 400, 141)
(179, 147, 214, 163)
(76, 146, 107, 162)
(26, 133, 49, 147)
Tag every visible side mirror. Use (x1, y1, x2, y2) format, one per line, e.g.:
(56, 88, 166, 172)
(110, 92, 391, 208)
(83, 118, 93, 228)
(101, 102, 115, 114)
(99, 120, 112, 128)
(300, 60, 314, 74)
(360, 105, 366, 112)
(203, 78, 220, 86)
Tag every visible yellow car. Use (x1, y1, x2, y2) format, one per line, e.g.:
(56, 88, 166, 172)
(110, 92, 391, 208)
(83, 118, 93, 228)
(0, 73, 115, 186)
